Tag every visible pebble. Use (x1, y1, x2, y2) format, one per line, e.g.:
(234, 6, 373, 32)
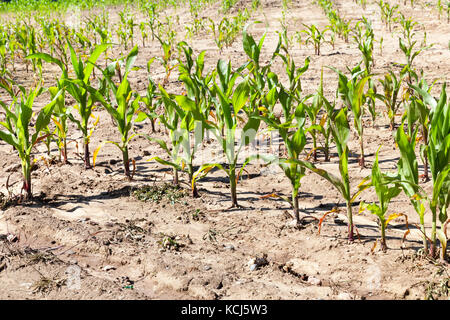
(103, 265, 116, 272)
(224, 244, 235, 251)
(204, 266, 211, 271)
(307, 276, 322, 286)
(285, 220, 298, 228)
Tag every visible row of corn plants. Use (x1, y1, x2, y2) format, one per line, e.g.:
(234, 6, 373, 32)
(0, 17, 447, 260)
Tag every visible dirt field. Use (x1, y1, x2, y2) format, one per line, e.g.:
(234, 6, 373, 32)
(0, 0, 449, 300)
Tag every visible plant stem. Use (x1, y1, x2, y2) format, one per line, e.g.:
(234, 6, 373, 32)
(419, 215, 429, 255)
(123, 147, 131, 180)
(173, 168, 179, 185)
(84, 140, 91, 169)
(389, 117, 395, 131)
(189, 165, 199, 198)
(21, 157, 32, 200)
(431, 206, 437, 258)
(380, 220, 387, 251)
(313, 134, 317, 161)
(359, 132, 365, 168)
(229, 168, 238, 207)
(347, 200, 354, 241)
(293, 191, 300, 224)
(62, 138, 68, 164)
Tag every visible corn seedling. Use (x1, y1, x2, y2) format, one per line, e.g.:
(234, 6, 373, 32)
(395, 121, 429, 253)
(358, 148, 403, 251)
(353, 17, 377, 125)
(48, 85, 70, 164)
(296, 108, 358, 241)
(410, 83, 450, 258)
(92, 46, 142, 180)
(301, 24, 329, 56)
(0, 79, 61, 199)
(28, 42, 110, 169)
(150, 42, 212, 197)
(250, 83, 311, 224)
(330, 64, 371, 168)
(377, 0, 398, 32)
(140, 60, 160, 133)
(194, 60, 261, 208)
(377, 70, 405, 130)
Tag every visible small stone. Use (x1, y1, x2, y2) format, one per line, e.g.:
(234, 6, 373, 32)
(204, 266, 211, 271)
(249, 264, 258, 271)
(285, 220, 298, 228)
(103, 265, 116, 272)
(307, 276, 322, 286)
(6, 234, 18, 243)
(224, 244, 235, 251)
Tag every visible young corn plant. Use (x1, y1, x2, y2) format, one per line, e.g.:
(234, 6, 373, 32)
(27, 43, 110, 169)
(301, 24, 329, 55)
(305, 68, 324, 162)
(406, 75, 431, 181)
(0, 80, 61, 200)
(140, 22, 149, 47)
(155, 34, 178, 86)
(306, 68, 336, 162)
(398, 15, 432, 89)
(319, 91, 337, 162)
(250, 85, 310, 224)
(358, 148, 403, 251)
(140, 60, 160, 133)
(194, 62, 261, 208)
(117, 9, 136, 51)
(296, 108, 358, 241)
(49, 85, 70, 164)
(377, 70, 405, 130)
(148, 43, 212, 197)
(92, 46, 142, 180)
(147, 86, 183, 186)
(354, 17, 377, 125)
(330, 64, 372, 168)
(377, 0, 398, 32)
(410, 83, 450, 259)
(395, 121, 429, 254)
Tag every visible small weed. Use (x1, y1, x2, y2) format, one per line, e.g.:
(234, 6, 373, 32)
(113, 219, 150, 243)
(158, 233, 184, 251)
(133, 184, 188, 204)
(192, 209, 204, 221)
(27, 251, 58, 265)
(32, 274, 66, 295)
(203, 229, 218, 242)
(424, 268, 450, 299)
